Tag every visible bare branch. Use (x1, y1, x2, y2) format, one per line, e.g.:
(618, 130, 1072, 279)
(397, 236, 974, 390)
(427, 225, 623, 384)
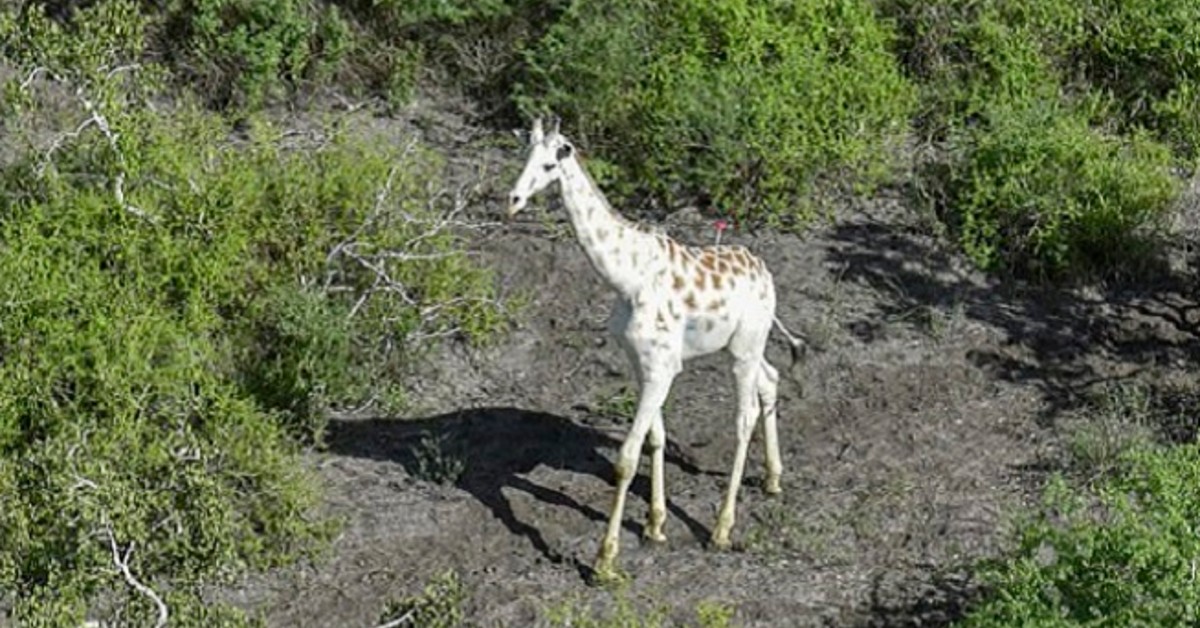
(70, 475, 99, 491)
(103, 64, 142, 80)
(26, 66, 157, 222)
(372, 608, 417, 628)
(19, 66, 57, 90)
(77, 93, 157, 223)
(105, 526, 168, 628)
(37, 117, 97, 176)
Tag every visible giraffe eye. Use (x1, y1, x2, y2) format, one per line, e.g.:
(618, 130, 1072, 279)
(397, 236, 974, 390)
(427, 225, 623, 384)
(543, 163, 557, 172)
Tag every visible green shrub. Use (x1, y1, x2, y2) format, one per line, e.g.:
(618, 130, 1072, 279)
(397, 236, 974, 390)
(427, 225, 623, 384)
(885, 0, 1200, 155)
(335, 0, 545, 112)
(1077, 0, 1200, 159)
(964, 445, 1200, 626)
(0, 77, 508, 623)
(520, 0, 914, 223)
(0, 0, 149, 84)
(159, 0, 353, 108)
(0, 192, 328, 624)
(935, 102, 1177, 276)
(883, 0, 1080, 134)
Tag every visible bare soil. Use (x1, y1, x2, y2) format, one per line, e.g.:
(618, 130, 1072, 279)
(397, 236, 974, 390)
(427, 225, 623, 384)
(225, 107, 1200, 626)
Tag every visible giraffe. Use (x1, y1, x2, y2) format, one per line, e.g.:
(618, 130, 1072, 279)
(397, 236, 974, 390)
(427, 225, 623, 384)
(506, 118, 807, 583)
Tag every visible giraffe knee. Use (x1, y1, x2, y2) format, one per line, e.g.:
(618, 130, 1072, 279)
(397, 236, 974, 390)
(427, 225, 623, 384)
(613, 455, 636, 483)
(647, 423, 665, 449)
(737, 412, 757, 442)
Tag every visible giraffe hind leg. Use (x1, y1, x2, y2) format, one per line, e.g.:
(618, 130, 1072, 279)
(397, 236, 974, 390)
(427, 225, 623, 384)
(758, 360, 783, 495)
(711, 357, 762, 549)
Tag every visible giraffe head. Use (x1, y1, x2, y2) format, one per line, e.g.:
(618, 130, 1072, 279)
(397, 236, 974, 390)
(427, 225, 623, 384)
(507, 117, 574, 217)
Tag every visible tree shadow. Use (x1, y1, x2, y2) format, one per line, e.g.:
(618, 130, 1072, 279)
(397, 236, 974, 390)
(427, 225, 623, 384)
(825, 218, 1200, 422)
(325, 407, 714, 579)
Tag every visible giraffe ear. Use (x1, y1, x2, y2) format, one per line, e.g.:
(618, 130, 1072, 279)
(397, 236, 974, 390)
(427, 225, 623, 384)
(556, 143, 573, 161)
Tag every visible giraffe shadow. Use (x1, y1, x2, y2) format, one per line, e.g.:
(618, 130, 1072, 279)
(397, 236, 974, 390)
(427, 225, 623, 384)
(325, 407, 714, 576)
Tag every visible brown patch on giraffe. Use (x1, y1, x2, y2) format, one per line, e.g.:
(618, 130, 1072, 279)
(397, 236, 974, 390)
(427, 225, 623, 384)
(700, 254, 716, 271)
(732, 264, 746, 276)
(684, 292, 698, 311)
(596, 228, 609, 242)
(694, 271, 707, 291)
(667, 240, 678, 263)
(728, 277, 736, 289)
(712, 274, 723, 289)
(706, 299, 725, 312)
(704, 320, 716, 332)
(667, 300, 681, 320)
(672, 274, 686, 291)
(718, 261, 730, 274)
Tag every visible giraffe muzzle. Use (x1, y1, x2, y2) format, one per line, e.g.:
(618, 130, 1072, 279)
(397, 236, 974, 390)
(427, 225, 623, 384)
(507, 194, 525, 217)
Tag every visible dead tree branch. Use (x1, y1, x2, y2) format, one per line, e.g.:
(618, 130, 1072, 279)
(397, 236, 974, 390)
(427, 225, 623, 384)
(105, 526, 168, 628)
(24, 66, 157, 223)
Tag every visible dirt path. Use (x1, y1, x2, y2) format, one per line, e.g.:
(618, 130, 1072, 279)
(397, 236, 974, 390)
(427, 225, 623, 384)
(224, 112, 1200, 626)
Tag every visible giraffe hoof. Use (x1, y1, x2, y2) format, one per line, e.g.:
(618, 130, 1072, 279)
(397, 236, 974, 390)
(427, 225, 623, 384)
(710, 533, 732, 551)
(589, 563, 629, 588)
(642, 530, 668, 545)
(765, 480, 782, 496)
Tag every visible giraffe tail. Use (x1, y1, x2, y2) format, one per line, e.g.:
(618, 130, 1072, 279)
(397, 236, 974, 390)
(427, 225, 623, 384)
(772, 315, 808, 367)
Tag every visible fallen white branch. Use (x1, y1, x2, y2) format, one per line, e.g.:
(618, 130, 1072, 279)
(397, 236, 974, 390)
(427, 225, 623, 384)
(372, 608, 417, 628)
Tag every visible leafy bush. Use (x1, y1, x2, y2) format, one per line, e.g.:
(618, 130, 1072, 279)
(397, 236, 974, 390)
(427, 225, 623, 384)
(0, 80, 508, 626)
(1076, 0, 1200, 159)
(520, 0, 915, 223)
(882, 0, 1080, 135)
(0, 0, 149, 85)
(935, 102, 1178, 276)
(886, 0, 1200, 158)
(885, 0, 1197, 277)
(964, 445, 1200, 626)
(158, 0, 353, 108)
(336, 0, 550, 113)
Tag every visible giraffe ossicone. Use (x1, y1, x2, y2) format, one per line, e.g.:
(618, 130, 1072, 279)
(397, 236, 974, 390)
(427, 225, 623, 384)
(507, 117, 808, 583)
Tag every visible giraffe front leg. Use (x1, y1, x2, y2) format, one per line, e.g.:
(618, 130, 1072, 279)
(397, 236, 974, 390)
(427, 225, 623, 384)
(593, 372, 675, 585)
(644, 413, 668, 544)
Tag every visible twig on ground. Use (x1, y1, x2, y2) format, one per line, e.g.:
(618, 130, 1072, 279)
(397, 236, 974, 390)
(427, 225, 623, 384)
(372, 608, 417, 628)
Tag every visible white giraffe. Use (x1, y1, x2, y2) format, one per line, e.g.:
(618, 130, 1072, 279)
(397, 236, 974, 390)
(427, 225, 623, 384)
(507, 118, 806, 582)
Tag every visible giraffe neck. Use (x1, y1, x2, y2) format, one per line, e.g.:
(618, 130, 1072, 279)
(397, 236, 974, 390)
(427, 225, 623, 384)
(558, 156, 657, 297)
